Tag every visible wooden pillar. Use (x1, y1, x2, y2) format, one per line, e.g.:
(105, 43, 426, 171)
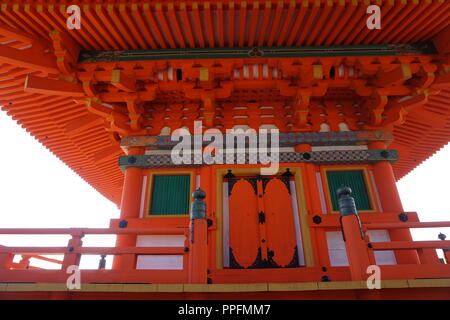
(112, 147, 144, 270)
(338, 186, 372, 280)
(295, 144, 324, 266)
(369, 142, 420, 264)
(188, 189, 208, 283)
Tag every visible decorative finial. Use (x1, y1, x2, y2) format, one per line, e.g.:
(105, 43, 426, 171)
(190, 188, 206, 220)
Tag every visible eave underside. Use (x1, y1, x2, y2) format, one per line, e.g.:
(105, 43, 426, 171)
(0, 1, 449, 205)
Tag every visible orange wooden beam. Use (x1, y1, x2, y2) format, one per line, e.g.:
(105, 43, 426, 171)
(24, 75, 85, 97)
(0, 44, 58, 74)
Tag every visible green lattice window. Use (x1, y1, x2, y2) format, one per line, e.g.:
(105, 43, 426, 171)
(149, 175, 190, 215)
(326, 170, 372, 211)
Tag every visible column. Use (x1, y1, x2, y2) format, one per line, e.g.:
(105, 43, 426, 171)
(369, 141, 420, 264)
(112, 147, 144, 270)
(295, 144, 326, 266)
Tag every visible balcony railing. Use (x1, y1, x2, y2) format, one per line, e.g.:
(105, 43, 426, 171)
(0, 188, 449, 286)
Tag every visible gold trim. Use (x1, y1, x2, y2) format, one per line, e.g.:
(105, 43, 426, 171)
(2, 280, 449, 293)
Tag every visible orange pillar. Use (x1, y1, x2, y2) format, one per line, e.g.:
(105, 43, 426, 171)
(112, 147, 144, 270)
(369, 141, 420, 264)
(295, 144, 325, 266)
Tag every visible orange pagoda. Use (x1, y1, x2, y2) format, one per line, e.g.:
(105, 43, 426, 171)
(0, 0, 449, 300)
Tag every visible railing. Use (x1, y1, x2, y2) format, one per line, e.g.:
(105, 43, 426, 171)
(0, 227, 195, 284)
(0, 187, 449, 286)
(0, 190, 210, 285)
(334, 186, 450, 281)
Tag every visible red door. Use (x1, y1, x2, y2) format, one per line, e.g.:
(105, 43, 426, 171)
(227, 174, 300, 269)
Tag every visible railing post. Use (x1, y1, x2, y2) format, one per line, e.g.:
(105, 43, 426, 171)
(337, 186, 372, 281)
(188, 189, 208, 284)
(0, 246, 13, 270)
(62, 233, 83, 271)
(439, 233, 450, 264)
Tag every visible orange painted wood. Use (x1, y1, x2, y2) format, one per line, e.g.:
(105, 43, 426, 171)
(210, 266, 351, 283)
(371, 159, 420, 264)
(113, 154, 144, 270)
(0, 269, 188, 284)
(365, 221, 450, 230)
(228, 179, 260, 268)
(372, 240, 450, 251)
(263, 178, 298, 267)
(24, 75, 85, 97)
(0, 228, 187, 235)
(189, 219, 208, 283)
(341, 214, 372, 281)
(0, 44, 58, 74)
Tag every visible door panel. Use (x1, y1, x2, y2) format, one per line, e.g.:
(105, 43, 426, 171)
(228, 179, 260, 268)
(226, 174, 303, 269)
(263, 178, 299, 267)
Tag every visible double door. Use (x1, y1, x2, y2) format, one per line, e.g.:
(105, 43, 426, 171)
(223, 173, 305, 269)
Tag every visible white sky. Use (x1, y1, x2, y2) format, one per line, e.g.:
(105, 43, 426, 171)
(0, 110, 449, 269)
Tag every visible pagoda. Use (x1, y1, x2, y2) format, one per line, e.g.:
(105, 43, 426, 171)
(0, 0, 450, 300)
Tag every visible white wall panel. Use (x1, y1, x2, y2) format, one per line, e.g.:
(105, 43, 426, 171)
(136, 255, 183, 270)
(136, 235, 186, 247)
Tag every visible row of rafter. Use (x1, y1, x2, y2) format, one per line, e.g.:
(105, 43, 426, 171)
(0, 1, 448, 51)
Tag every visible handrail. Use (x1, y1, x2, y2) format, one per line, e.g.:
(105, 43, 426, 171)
(364, 221, 450, 229)
(0, 246, 186, 255)
(371, 240, 450, 251)
(0, 227, 188, 235)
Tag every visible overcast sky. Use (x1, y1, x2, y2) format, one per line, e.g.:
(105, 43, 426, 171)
(0, 110, 449, 269)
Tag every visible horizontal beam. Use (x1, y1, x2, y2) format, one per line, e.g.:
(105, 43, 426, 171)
(365, 221, 450, 230)
(119, 149, 399, 170)
(24, 75, 85, 97)
(0, 227, 188, 235)
(78, 43, 437, 63)
(372, 241, 450, 251)
(0, 44, 58, 74)
(0, 247, 185, 255)
(121, 130, 394, 150)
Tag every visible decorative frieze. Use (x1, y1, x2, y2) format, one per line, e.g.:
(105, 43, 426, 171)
(121, 130, 393, 152)
(118, 149, 399, 170)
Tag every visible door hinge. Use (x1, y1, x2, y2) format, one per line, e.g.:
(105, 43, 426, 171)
(258, 211, 266, 224)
